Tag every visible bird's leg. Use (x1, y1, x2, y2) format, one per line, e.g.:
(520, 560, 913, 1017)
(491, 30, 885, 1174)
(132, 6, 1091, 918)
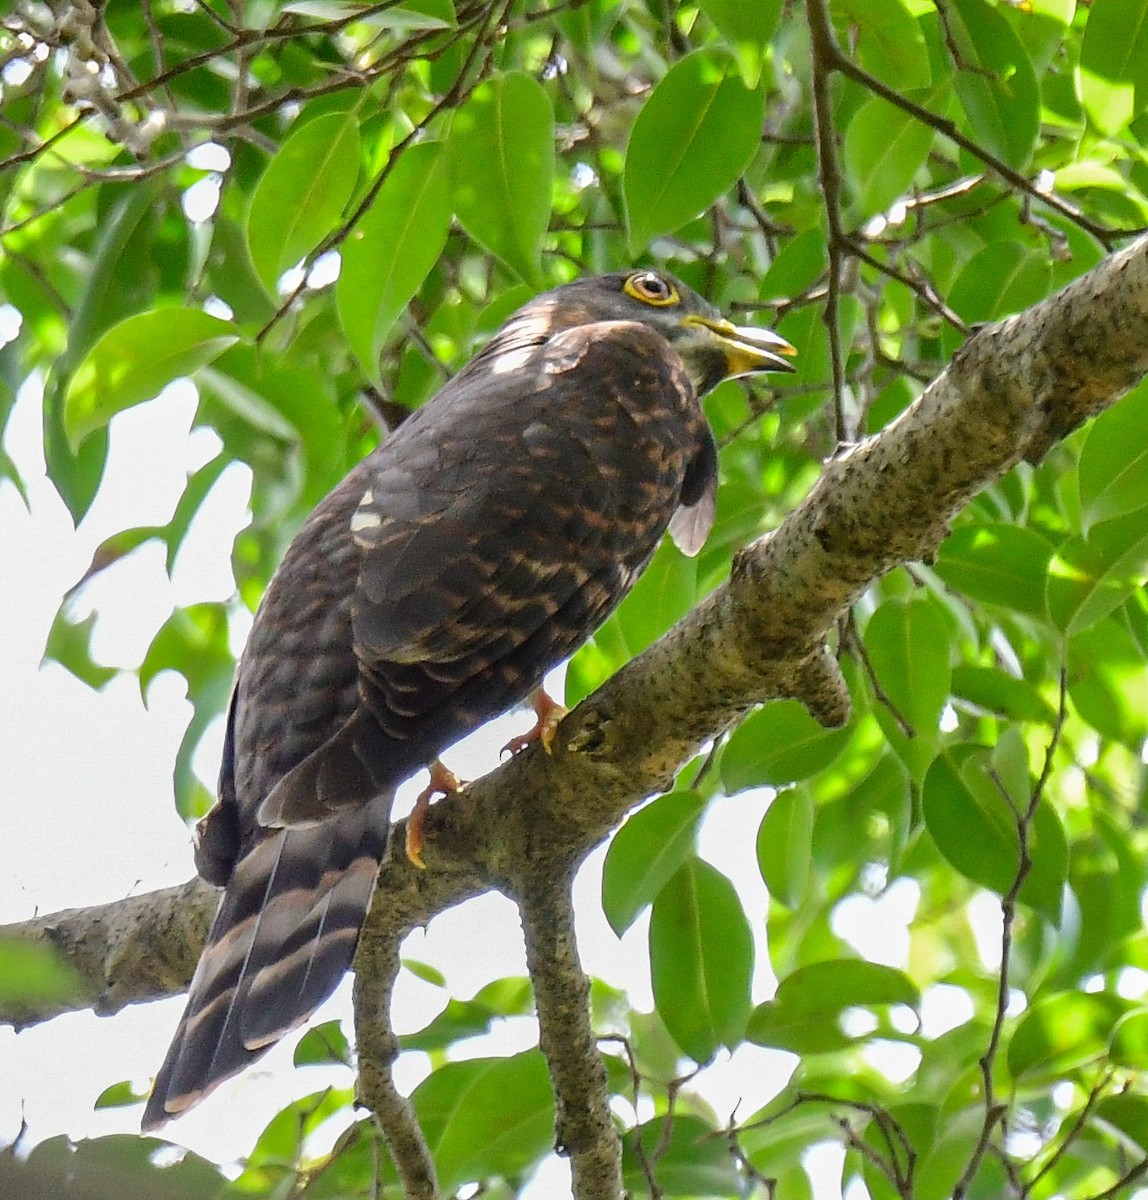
(406, 759, 462, 869)
(502, 686, 570, 757)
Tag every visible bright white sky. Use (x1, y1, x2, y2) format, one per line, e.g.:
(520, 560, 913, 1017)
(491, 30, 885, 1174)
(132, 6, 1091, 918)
(0, 361, 940, 1197)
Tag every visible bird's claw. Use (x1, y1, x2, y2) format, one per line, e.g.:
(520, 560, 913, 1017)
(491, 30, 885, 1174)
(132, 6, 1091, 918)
(405, 760, 463, 869)
(501, 687, 569, 758)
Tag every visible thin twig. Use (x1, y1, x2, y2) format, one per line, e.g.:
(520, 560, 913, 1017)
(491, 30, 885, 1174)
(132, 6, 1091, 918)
(1085, 1157, 1148, 1200)
(845, 611, 915, 739)
(806, 0, 848, 442)
(1027, 1069, 1113, 1192)
(823, 40, 1135, 249)
(952, 666, 1068, 1198)
(255, 0, 509, 343)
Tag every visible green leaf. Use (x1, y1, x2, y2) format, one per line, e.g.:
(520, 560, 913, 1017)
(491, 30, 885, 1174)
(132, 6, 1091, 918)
(403, 958, 447, 987)
(140, 603, 235, 817)
(293, 1019, 351, 1066)
(17, 1132, 226, 1198)
(1078, 380, 1148, 532)
(1006, 0, 1075, 75)
(247, 108, 362, 292)
(838, 0, 931, 90)
(747, 960, 919, 1055)
(863, 595, 951, 779)
(614, 539, 699, 656)
(208, 216, 276, 325)
(756, 787, 814, 908)
(945, 0, 1040, 168)
(401, 980, 532, 1052)
(602, 790, 707, 937)
(63, 309, 240, 450)
(1078, 0, 1148, 135)
(449, 73, 554, 284)
(696, 0, 782, 87)
(778, 958, 918, 1011)
(1068, 616, 1148, 746)
(721, 698, 853, 792)
(844, 95, 936, 219)
(1047, 509, 1148, 635)
(1093, 1093, 1148, 1152)
(283, 0, 452, 28)
(41, 609, 116, 690)
(401, 1001, 500, 1053)
(922, 745, 1068, 921)
(44, 182, 166, 514)
(338, 140, 452, 381)
(923, 747, 1018, 894)
(934, 523, 1057, 617)
(914, 1132, 1007, 1200)
(650, 856, 754, 1063)
(197, 358, 306, 443)
(950, 664, 1058, 724)
(471, 975, 534, 1016)
(759, 227, 828, 303)
(624, 50, 766, 254)
(66, 525, 166, 596)
(1008, 991, 1129, 1080)
(245, 1088, 355, 1171)
(1112, 1010, 1148, 1069)
(93, 1080, 147, 1110)
(864, 596, 951, 731)
(412, 1052, 555, 1194)
(622, 1114, 744, 1196)
(163, 456, 230, 573)
(947, 242, 1053, 328)
(0, 938, 84, 1012)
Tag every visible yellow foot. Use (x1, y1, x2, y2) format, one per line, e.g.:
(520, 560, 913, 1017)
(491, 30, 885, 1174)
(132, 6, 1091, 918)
(501, 687, 570, 757)
(405, 759, 462, 869)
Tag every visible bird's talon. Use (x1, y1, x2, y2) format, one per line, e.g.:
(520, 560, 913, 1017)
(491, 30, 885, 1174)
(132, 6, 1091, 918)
(502, 687, 569, 758)
(501, 731, 536, 758)
(406, 833, 426, 870)
(404, 760, 461, 868)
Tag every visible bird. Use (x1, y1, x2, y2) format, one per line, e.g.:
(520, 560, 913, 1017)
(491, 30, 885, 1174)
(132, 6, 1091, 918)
(141, 268, 796, 1130)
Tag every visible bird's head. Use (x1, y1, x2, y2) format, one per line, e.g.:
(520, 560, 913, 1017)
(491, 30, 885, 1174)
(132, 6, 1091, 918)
(542, 268, 797, 394)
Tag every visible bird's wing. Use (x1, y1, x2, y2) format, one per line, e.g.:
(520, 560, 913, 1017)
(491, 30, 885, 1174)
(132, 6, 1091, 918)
(667, 422, 718, 557)
(347, 319, 702, 737)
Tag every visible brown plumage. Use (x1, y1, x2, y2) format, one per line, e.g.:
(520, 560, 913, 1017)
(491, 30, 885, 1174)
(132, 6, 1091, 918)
(142, 269, 795, 1129)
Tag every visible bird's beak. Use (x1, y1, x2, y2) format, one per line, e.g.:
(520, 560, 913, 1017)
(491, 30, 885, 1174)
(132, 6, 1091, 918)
(684, 314, 797, 377)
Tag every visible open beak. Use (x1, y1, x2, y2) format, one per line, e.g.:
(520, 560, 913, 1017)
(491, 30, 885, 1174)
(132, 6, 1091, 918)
(685, 314, 797, 377)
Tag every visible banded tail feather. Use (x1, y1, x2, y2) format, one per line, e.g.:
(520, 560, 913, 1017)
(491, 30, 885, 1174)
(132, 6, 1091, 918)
(141, 795, 390, 1130)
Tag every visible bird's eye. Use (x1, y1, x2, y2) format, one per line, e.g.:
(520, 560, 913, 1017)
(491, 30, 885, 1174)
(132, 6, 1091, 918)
(623, 271, 680, 307)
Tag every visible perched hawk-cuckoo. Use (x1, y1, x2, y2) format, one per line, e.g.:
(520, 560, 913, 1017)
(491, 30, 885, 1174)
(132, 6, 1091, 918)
(142, 269, 795, 1129)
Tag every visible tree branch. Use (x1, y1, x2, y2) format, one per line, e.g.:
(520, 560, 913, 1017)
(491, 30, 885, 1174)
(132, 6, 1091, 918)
(0, 878, 215, 1027)
(514, 862, 621, 1200)
(353, 919, 440, 1200)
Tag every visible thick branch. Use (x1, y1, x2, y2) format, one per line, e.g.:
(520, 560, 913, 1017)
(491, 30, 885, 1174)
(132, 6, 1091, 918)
(2, 234, 1148, 1027)
(0, 878, 215, 1027)
(514, 862, 621, 1200)
(353, 919, 439, 1200)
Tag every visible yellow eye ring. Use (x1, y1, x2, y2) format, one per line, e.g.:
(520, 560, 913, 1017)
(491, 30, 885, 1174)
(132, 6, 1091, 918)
(623, 271, 680, 307)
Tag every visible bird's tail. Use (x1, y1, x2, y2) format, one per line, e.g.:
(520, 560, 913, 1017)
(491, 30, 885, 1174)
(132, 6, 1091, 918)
(141, 796, 390, 1130)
